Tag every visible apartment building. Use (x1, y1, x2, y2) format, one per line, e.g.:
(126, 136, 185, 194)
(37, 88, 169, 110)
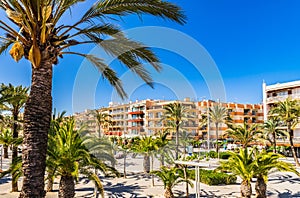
(105, 98, 198, 137)
(73, 109, 97, 134)
(197, 100, 263, 140)
(262, 80, 300, 139)
(74, 98, 263, 140)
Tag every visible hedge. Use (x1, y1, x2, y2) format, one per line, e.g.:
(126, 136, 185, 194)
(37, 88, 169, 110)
(189, 169, 237, 185)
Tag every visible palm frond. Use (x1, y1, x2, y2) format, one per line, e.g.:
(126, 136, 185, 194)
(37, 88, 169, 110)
(82, 0, 186, 25)
(62, 52, 127, 99)
(0, 39, 13, 55)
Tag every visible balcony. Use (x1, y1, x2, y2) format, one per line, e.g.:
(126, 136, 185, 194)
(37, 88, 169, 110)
(128, 118, 143, 122)
(128, 111, 144, 115)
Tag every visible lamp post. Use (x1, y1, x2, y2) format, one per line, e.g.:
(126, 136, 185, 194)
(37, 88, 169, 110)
(207, 100, 210, 150)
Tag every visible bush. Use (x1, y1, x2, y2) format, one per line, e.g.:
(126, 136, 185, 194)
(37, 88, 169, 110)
(189, 169, 237, 185)
(206, 151, 217, 158)
(219, 151, 231, 159)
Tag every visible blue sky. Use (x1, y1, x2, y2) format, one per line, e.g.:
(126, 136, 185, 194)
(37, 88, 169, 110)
(1, 0, 300, 114)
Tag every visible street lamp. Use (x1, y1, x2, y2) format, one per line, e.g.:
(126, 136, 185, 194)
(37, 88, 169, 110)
(206, 100, 210, 150)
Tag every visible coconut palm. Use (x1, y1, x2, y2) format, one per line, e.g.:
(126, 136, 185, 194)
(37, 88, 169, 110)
(269, 98, 300, 166)
(225, 122, 262, 148)
(0, 83, 28, 191)
(47, 118, 117, 198)
(263, 117, 286, 153)
(152, 166, 192, 198)
(253, 150, 299, 198)
(209, 103, 227, 155)
(93, 110, 112, 138)
(218, 148, 256, 198)
(0, 1, 185, 196)
(163, 102, 189, 160)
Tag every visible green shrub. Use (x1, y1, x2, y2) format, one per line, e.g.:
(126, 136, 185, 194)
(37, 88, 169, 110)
(188, 169, 237, 185)
(219, 152, 231, 159)
(206, 151, 217, 158)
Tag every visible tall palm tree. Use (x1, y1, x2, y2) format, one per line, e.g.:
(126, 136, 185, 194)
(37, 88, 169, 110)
(225, 122, 262, 148)
(0, 1, 185, 197)
(209, 103, 227, 155)
(270, 98, 300, 166)
(253, 150, 299, 198)
(163, 102, 189, 160)
(47, 118, 117, 198)
(0, 83, 28, 191)
(92, 110, 111, 138)
(218, 148, 256, 198)
(263, 117, 286, 153)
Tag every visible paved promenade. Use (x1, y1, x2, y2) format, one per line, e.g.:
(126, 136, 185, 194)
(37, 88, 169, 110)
(1, 154, 300, 197)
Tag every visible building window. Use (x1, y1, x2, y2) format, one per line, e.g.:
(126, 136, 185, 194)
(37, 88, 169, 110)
(244, 109, 250, 115)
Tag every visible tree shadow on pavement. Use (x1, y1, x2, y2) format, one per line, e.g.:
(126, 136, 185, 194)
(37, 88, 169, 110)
(271, 189, 300, 198)
(104, 182, 146, 197)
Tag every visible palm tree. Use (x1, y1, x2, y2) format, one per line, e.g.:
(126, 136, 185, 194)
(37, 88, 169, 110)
(155, 130, 171, 166)
(209, 103, 227, 155)
(225, 122, 262, 148)
(0, 1, 185, 197)
(163, 102, 189, 160)
(253, 150, 299, 198)
(218, 148, 256, 198)
(263, 117, 286, 153)
(47, 118, 117, 198)
(270, 98, 300, 166)
(46, 110, 67, 192)
(0, 129, 14, 158)
(152, 166, 192, 198)
(0, 83, 28, 191)
(92, 110, 111, 138)
(132, 136, 158, 186)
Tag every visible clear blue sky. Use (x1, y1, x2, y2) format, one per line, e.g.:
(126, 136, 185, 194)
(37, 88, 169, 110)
(1, 0, 300, 114)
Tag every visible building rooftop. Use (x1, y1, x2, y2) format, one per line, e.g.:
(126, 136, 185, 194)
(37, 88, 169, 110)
(265, 80, 300, 92)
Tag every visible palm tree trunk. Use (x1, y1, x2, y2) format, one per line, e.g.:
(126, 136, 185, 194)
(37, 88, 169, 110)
(273, 132, 277, 153)
(183, 165, 189, 198)
(98, 124, 101, 138)
(12, 113, 18, 192)
(255, 175, 267, 198)
(160, 153, 165, 167)
(123, 150, 127, 178)
(287, 123, 300, 166)
(143, 154, 150, 173)
(240, 179, 252, 198)
(58, 175, 75, 198)
(3, 145, 8, 158)
(46, 177, 54, 192)
(19, 59, 53, 198)
(164, 186, 174, 198)
(151, 154, 154, 187)
(175, 123, 179, 160)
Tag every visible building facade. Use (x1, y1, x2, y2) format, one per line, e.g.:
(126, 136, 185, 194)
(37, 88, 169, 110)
(197, 100, 263, 140)
(74, 98, 263, 140)
(263, 80, 300, 139)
